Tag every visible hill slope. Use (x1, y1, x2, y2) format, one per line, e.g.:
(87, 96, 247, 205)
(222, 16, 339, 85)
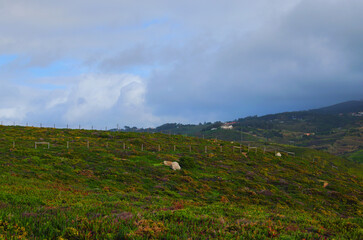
(311, 100, 363, 114)
(133, 100, 363, 158)
(0, 126, 362, 239)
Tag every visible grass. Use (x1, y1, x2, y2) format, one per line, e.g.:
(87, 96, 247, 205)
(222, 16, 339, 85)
(347, 149, 363, 163)
(0, 125, 362, 239)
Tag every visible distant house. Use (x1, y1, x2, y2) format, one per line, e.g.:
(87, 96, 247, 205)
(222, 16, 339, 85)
(352, 112, 363, 117)
(221, 125, 233, 130)
(303, 132, 315, 136)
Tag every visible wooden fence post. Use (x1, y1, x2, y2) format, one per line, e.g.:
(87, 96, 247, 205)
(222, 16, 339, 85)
(67, 141, 69, 149)
(35, 142, 50, 149)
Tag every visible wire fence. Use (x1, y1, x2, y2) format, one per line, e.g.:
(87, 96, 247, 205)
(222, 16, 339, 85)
(3, 138, 300, 159)
(0, 123, 307, 159)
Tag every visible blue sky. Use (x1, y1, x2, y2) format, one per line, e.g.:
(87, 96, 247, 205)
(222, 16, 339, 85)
(0, 0, 362, 128)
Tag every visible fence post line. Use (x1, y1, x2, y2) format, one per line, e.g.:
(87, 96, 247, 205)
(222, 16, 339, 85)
(67, 141, 69, 149)
(174, 145, 176, 151)
(141, 144, 144, 151)
(158, 145, 161, 152)
(48, 143, 50, 149)
(123, 143, 126, 150)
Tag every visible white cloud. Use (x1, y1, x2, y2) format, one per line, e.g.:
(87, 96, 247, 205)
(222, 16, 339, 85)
(64, 73, 149, 123)
(0, 73, 160, 128)
(0, 107, 25, 120)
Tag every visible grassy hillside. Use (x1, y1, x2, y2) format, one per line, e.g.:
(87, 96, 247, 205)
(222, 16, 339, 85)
(347, 149, 363, 163)
(141, 103, 363, 158)
(0, 126, 362, 239)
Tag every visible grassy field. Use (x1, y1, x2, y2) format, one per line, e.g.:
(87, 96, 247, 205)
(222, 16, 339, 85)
(0, 126, 362, 239)
(347, 149, 363, 163)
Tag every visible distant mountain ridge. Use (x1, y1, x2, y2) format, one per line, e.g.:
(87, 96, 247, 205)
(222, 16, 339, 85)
(310, 100, 363, 115)
(118, 100, 363, 158)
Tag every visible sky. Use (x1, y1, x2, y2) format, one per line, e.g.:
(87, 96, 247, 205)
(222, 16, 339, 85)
(0, 0, 362, 129)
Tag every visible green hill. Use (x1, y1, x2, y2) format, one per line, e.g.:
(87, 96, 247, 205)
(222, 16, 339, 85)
(310, 100, 363, 115)
(0, 125, 362, 239)
(133, 100, 363, 158)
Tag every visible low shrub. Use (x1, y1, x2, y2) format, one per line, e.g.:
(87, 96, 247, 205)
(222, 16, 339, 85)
(179, 156, 196, 169)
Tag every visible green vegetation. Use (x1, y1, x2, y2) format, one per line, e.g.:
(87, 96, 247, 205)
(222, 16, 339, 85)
(179, 156, 196, 169)
(0, 125, 362, 239)
(347, 149, 363, 163)
(133, 101, 363, 158)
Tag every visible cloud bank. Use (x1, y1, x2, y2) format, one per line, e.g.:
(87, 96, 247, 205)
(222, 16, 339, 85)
(0, 0, 362, 128)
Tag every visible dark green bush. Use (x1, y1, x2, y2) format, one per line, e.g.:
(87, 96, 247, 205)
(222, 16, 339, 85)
(179, 156, 196, 169)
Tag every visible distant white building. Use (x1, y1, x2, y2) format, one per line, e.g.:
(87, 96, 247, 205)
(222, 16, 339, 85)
(352, 112, 363, 117)
(221, 125, 233, 130)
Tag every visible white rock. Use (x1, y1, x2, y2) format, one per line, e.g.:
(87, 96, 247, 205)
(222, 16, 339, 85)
(163, 161, 172, 166)
(275, 152, 282, 157)
(171, 162, 181, 170)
